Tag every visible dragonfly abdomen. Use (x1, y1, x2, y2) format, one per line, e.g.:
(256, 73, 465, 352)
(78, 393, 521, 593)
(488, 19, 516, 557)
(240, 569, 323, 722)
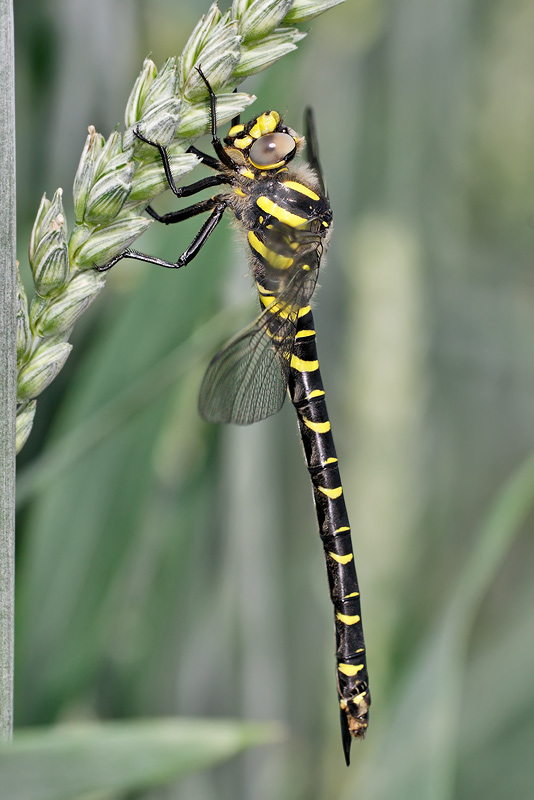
(288, 305, 371, 764)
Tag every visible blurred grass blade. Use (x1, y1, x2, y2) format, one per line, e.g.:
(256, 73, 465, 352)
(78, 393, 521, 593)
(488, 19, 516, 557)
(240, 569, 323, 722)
(16, 303, 247, 506)
(0, 717, 284, 800)
(351, 453, 534, 800)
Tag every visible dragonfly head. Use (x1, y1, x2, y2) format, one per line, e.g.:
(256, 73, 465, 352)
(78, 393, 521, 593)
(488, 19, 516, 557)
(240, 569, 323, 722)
(224, 112, 302, 173)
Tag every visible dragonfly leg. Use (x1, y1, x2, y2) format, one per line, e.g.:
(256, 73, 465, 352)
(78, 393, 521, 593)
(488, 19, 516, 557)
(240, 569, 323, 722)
(134, 127, 231, 202)
(196, 65, 238, 171)
(187, 144, 223, 172)
(95, 198, 227, 272)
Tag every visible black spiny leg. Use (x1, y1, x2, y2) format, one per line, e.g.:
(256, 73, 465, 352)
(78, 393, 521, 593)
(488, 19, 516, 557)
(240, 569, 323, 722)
(196, 65, 238, 171)
(188, 88, 239, 164)
(95, 198, 227, 272)
(187, 145, 223, 172)
(94, 68, 237, 274)
(304, 108, 326, 197)
(145, 189, 230, 225)
(133, 127, 231, 221)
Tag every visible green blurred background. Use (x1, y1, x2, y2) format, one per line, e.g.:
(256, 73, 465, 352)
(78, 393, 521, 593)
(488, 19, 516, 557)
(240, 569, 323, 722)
(13, 0, 534, 798)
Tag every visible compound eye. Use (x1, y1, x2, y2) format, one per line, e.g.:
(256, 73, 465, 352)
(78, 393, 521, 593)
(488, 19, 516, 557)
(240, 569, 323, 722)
(249, 132, 295, 167)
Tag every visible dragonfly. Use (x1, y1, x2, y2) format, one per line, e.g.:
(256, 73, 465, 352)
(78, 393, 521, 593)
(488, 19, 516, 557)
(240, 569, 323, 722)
(96, 66, 370, 765)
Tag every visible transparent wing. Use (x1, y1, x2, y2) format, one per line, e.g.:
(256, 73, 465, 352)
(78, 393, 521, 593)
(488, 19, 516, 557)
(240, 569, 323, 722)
(198, 310, 294, 425)
(258, 218, 324, 306)
(304, 108, 327, 197)
(199, 224, 324, 425)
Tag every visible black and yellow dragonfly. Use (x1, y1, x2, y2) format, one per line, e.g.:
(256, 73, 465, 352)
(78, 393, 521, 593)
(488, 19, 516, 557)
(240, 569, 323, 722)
(97, 67, 370, 765)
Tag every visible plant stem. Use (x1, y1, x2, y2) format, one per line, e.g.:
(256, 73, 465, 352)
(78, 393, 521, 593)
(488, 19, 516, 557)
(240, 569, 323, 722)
(0, 0, 17, 741)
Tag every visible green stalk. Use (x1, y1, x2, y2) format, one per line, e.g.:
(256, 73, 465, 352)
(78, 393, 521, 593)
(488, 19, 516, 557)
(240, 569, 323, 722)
(0, 0, 17, 741)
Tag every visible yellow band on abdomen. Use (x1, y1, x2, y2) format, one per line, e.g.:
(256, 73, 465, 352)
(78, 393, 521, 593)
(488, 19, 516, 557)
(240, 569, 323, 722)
(290, 354, 319, 372)
(328, 551, 353, 565)
(302, 416, 330, 433)
(336, 612, 360, 625)
(338, 663, 364, 677)
(318, 485, 343, 499)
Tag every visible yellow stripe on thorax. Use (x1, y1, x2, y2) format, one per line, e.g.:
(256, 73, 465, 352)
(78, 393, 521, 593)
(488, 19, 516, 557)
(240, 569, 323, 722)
(295, 329, 315, 338)
(307, 389, 324, 399)
(256, 196, 308, 228)
(283, 180, 320, 201)
(248, 231, 294, 269)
